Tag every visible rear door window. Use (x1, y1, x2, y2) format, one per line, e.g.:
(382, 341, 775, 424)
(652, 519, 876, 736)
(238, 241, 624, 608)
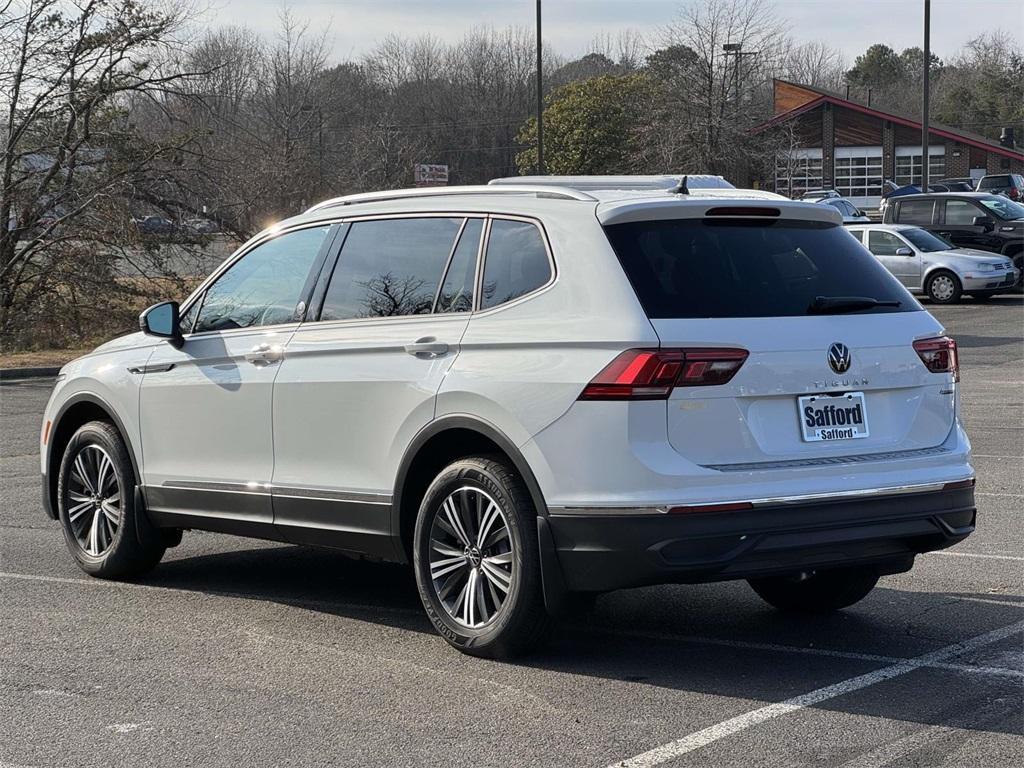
(480, 219, 552, 310)
(319, 218, 462, 320)
(603, 218, 913, 318)
(895, 200, 935, 224)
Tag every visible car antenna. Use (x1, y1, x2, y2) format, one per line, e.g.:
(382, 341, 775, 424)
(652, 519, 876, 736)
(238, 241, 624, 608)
(671, 175, 689, 195)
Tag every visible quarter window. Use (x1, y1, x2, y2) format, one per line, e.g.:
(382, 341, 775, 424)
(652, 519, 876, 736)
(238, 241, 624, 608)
(480, 219, 551, 310)
(944, 200, 982, 226)
(436, 219, 482, 314)
(193, 226, 329, 333)
(867, 230, 906, 256)
(896, 200, 935, 225)
(320, 218, 462, 321)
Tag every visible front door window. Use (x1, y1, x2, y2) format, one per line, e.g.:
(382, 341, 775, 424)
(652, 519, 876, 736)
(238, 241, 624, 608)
(193, 226, 330, 333)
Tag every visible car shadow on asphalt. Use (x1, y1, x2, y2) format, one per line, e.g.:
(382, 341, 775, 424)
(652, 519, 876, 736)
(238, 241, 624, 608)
(146, 541, 1024, 737)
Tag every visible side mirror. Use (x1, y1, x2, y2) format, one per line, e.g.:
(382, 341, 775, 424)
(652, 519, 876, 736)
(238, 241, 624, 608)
(972, 215, 994, 231)
(895, 247, 914, 256)
(140, 301, 183, 348)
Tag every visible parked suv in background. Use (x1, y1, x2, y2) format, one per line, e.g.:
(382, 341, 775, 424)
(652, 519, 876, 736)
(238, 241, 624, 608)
(41, 176, 976, 658)
(882, 192, 1024, 290)
(976, 173, 1024, 201)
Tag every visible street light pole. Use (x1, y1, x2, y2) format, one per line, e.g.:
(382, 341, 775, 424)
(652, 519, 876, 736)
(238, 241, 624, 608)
(921, 0, 931, 189)
(536, 0, 544, 175)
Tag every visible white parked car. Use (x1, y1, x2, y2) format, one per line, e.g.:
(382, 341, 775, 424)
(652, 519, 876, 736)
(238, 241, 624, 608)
(848, 223, 1019, 304)
(40, 176, 976, 658)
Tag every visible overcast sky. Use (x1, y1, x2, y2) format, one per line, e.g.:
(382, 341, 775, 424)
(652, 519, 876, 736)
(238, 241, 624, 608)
(204, 0, 1024, 65)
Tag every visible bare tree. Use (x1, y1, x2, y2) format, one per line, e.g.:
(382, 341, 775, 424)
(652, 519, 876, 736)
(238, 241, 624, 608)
(782, 41, 846, 92)
(0, 0, 207, 345)
(653, 0, 788, 178)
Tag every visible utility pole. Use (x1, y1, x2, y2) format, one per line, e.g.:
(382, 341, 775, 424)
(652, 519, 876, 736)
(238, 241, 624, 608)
(921, 0, 931, 189)
(722, 44, 760, 112)
(536, 0, 545, 175)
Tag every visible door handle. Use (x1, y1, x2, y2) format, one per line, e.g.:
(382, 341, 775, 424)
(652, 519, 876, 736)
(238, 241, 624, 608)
(404, 336, 449, 358)
(245, 343, 284, 366)
(127, 362, 175, 374)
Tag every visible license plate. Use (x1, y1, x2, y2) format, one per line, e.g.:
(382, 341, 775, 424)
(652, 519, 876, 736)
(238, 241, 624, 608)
(798, 392, 870, 442)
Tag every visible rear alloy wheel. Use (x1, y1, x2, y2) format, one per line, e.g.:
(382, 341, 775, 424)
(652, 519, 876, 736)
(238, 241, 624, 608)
(57, 421, 166, 579)
(413, 457, 550, 658)
(925, 270, 962, 304)
(748, 566, 879, 613)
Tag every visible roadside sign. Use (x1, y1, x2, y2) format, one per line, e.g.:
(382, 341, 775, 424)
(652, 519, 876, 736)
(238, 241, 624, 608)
(414, 164, 449, 187)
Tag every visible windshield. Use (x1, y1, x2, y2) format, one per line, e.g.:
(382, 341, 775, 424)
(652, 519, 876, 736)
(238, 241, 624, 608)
(603, 218, 915, 318)
(979, 197, 1024, 220)
(901, 227, 954, 252)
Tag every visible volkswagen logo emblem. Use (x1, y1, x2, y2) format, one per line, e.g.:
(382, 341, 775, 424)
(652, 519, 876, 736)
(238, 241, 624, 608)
(828, 342, 852, 374)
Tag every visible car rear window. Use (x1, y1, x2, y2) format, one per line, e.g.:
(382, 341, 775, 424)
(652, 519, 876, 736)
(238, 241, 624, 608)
(603, 218, 915, 318)
(978, 176, 1010, 189)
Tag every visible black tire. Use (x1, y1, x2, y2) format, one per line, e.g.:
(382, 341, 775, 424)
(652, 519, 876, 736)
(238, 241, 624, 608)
(1012, 253, 1023, 292)
(413, 456, 551, 658)
(57, 421, 165, 579)
(748, 566, 879, 613)
(925, 270, 962, 304)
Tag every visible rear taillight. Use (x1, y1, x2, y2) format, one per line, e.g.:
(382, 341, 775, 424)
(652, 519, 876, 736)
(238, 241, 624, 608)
(914, 336, 959, 381)
(578, 348, 748, 400)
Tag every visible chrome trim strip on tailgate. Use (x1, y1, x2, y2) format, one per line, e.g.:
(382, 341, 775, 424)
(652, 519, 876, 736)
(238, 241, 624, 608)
(702, 446, 951, 472)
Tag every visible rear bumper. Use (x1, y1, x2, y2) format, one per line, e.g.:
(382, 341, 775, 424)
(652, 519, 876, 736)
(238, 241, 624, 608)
(545, 484, 975, 592)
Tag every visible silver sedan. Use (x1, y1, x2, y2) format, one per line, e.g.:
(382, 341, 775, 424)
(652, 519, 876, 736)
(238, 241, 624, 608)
(847, 224, 1019, 304)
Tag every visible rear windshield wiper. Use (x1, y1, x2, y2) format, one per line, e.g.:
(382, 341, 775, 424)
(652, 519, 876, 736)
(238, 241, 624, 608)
(807, 296, 902, 314)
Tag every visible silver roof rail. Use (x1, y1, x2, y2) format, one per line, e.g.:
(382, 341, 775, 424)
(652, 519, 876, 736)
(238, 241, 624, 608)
(305, 184, 595, 213)
(489, 174, 736, 191)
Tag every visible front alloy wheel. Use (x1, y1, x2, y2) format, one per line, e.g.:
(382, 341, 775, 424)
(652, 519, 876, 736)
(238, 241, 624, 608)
(57, 420, 166, 578)
(65, 445, 122, 557)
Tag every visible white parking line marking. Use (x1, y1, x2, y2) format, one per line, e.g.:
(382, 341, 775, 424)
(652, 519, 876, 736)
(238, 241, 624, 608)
(977, 491, 1023, 498)
(586, 627, 1024, 679)
(927, 551, 1024, 562)
(607, 619, 1024, 768)
(836, 692, 1012, 768)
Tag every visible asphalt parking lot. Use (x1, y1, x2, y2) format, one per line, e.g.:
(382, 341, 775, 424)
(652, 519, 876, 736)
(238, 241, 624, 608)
(1, 297, 1022, 768)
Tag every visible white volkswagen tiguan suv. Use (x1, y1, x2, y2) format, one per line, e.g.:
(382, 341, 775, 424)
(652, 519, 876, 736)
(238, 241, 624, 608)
(40, 176, 976, 658)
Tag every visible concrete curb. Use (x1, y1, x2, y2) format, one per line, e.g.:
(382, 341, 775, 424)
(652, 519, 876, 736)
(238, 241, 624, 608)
(0, 366, 61, 381)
